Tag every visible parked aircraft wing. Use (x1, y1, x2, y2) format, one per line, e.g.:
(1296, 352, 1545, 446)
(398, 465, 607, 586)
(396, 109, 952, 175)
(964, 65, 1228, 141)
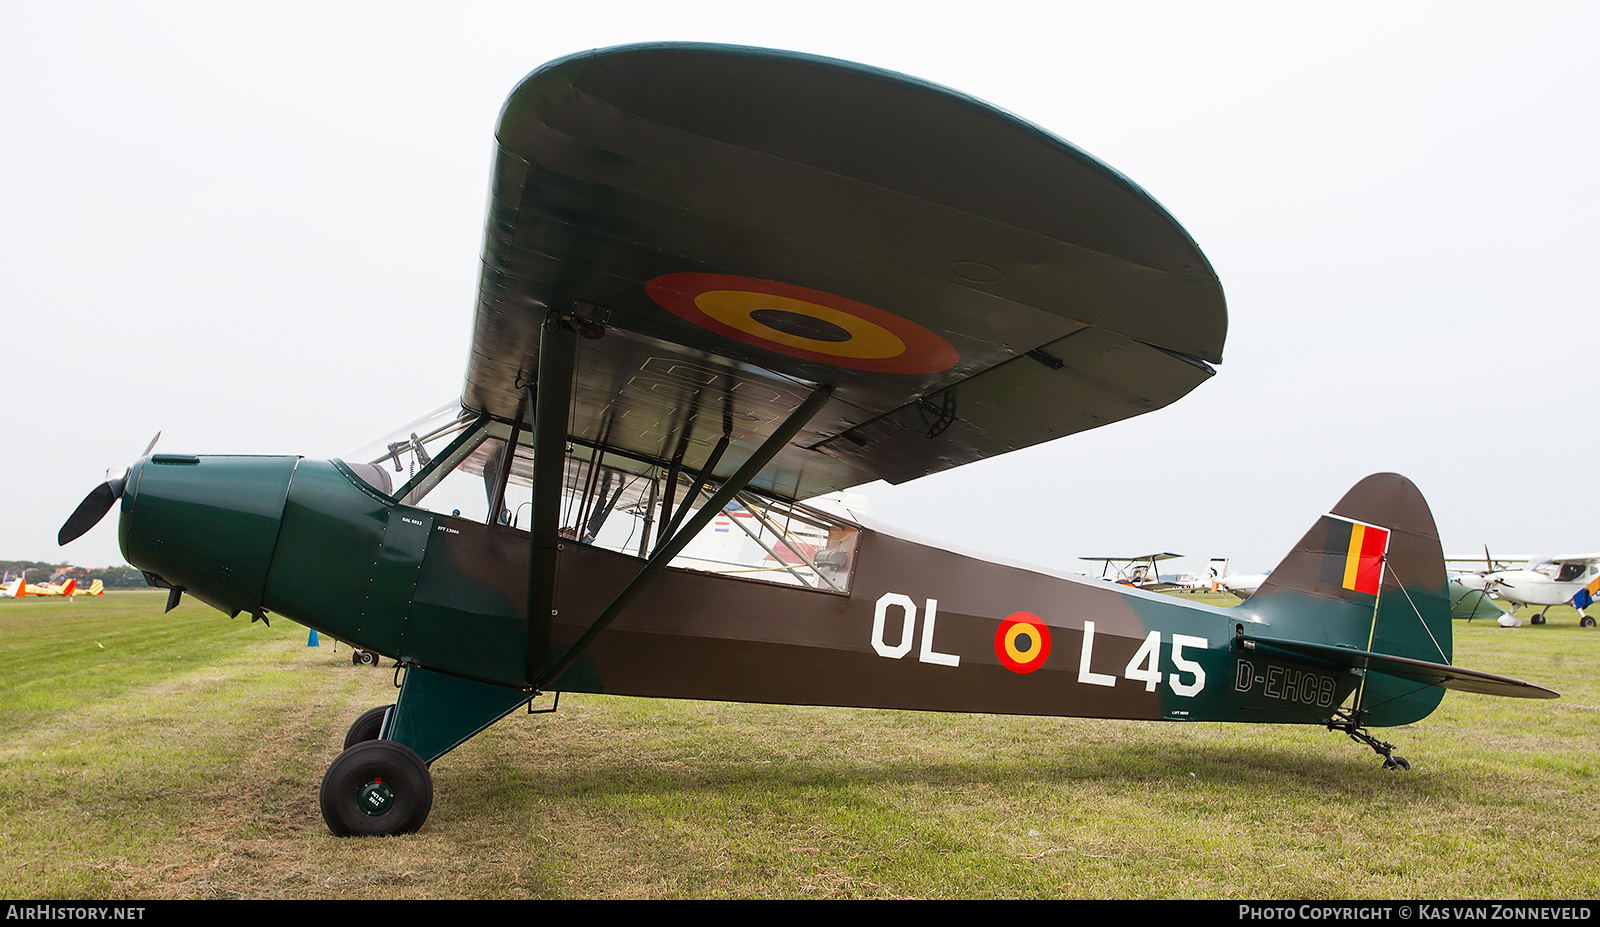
(460, 43, 1226, 504)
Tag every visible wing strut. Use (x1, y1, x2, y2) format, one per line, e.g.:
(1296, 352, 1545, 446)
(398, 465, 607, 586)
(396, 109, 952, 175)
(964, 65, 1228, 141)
(526, 313, 579, 683)
(654, 431, 731, 550)
(536, 382, 835, 691)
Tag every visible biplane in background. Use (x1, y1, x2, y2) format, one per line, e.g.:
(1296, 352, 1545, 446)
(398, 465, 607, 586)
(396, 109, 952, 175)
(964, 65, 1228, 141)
(1082, 553, 1184, 591)
(58, 44, 1555, 837)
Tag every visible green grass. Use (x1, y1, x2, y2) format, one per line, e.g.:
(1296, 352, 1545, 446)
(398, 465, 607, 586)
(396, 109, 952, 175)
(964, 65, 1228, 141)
(0, 592, 1595, 898)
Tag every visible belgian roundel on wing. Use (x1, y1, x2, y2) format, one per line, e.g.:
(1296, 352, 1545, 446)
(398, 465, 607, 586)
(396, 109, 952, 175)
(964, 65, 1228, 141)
(462, 43, 1226, 505)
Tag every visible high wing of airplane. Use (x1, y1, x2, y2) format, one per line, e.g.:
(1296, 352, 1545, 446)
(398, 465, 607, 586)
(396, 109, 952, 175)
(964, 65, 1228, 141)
(56, 44, 1555, 838)
(1081, 553, 1184, 591)
(1446, 552, 1600, 626)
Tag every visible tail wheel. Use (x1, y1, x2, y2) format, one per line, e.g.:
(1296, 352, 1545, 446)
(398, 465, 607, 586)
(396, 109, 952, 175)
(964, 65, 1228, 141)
(1582, 616, 1596, 628)
(343, 705, 395, 749)
(320, 740, 433, 837)
(352, 649, 379, 666)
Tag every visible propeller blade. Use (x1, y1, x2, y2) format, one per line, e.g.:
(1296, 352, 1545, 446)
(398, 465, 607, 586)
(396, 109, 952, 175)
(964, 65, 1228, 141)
(58, 432, 161, 546)
(58, 482, 119, 546)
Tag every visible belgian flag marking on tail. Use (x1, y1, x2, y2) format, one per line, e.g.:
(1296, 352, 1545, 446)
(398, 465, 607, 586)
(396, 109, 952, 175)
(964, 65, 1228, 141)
(1319, 516, 1389, 596)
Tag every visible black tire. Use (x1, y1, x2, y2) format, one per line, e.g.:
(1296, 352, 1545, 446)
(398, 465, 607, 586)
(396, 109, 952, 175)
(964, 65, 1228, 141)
(343, 705, 394, 749)
(1582, 616, 1596, 628)
(319, 740, 432, 837)
(1384, 755, 1411, 771)
(352, 649, 378, 666)
(1532, 613, 1547, 625)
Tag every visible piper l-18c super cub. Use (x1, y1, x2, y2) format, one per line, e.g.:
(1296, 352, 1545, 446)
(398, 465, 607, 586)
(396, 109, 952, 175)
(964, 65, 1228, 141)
(58, 44, 1555, 837)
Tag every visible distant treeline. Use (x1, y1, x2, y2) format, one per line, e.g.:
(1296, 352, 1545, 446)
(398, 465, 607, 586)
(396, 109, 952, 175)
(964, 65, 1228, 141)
(0, 560, 147, 588)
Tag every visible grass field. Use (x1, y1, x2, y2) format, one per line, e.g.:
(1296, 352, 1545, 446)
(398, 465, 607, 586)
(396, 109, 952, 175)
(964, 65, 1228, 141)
(0, 591, 1595, 899)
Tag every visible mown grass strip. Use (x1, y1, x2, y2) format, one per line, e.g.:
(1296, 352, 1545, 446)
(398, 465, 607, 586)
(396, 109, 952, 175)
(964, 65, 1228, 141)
(1, 594, 1595, 898)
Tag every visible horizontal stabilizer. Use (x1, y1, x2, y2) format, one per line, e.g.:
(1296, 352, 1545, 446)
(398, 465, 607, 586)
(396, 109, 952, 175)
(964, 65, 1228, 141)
(1241, 636, 1558, 700)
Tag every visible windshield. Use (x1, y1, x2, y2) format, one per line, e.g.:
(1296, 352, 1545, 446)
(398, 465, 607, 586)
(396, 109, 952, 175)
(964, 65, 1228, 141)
(338, 402, 480, 497)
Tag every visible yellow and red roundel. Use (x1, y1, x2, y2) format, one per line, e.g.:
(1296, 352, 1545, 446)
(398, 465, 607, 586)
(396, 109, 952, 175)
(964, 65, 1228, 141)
(994, 612, 1052, 674)
(646, 273, 958, 374)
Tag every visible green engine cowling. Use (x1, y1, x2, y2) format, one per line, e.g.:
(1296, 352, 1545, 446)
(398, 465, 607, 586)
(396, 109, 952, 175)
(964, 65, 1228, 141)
(118, 454, 299, 618)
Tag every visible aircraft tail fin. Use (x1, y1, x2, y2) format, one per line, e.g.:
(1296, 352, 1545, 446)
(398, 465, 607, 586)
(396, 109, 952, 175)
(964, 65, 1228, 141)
(1207, 557, 1228, 592)
(60, 578, 76, 597)
(1239, 473, 1532, 725)
(88, 579, 104, 595)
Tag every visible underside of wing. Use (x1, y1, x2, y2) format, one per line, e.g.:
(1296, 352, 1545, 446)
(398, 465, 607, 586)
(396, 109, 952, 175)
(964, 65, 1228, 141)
(462, 43, 1227, 502)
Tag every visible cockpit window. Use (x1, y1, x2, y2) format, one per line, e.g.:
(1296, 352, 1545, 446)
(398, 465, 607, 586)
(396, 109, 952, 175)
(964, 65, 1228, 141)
(337, 404, 859, 593)
(338, 403, 479, 497)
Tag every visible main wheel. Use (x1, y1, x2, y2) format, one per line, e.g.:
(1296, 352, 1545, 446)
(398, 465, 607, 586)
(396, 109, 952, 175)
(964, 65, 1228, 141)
(1383, 755, 1411, 771)
(319, 740, 433, 837)
(1532, 612, 1547, 625)
(1582, 616, 1596, 628)
(352, 649, 379, 666)
(343, 705, 394, 749)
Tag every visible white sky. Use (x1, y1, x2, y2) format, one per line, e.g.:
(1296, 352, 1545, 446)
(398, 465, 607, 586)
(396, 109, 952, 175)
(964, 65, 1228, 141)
(5, 1, 1597, 579)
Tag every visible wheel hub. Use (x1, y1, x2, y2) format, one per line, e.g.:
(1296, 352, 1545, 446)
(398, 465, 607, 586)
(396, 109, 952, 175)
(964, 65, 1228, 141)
(359, 778, 394, 816)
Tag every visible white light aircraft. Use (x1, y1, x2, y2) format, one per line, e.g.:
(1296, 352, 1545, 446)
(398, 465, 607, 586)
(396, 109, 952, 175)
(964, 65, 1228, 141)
(1448, 553, 1600, 627)
(1207, 558, 1269, 600)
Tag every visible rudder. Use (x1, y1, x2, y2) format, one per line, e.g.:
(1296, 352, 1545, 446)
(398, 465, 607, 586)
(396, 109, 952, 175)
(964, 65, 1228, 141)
(1246, 473, 1451, 726)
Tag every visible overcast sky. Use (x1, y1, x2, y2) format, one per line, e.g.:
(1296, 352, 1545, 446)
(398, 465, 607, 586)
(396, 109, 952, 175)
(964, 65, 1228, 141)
(5, 2, 1597, 581)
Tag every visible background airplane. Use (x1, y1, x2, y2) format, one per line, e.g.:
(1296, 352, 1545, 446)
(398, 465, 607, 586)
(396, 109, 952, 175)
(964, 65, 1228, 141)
(1080, 553, 1183, 591)
(3, 571, 100, 598)
(1448, 553, 1600, 627)
(1208, 558, 1270, 599)
(1448, 578, 1510, 624)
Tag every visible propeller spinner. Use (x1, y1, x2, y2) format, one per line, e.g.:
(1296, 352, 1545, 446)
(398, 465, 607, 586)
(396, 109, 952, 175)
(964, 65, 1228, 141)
(58, 433, 160, 546)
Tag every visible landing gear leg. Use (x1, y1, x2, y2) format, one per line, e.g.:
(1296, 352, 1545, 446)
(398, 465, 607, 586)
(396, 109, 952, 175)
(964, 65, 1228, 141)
(1327, 710, 1410, 771)
(317, 665, 533, 837)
